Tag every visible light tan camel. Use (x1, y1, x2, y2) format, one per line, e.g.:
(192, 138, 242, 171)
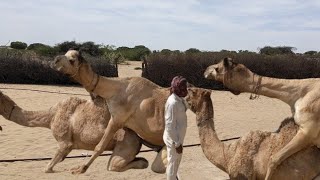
(52, 50, 214, 174)
(187, 87, 320, 180)
(0, 91, 150, 173)
(204, 58, 320, 179)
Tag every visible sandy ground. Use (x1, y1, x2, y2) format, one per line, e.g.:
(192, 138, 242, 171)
(0, 61, 292, 180)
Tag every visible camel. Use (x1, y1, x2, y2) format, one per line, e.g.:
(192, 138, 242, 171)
(187, 87, 320, 180)
(0, 91, 151, 173)
(52, 50, 217, 174)
(204, 57, 320, 179)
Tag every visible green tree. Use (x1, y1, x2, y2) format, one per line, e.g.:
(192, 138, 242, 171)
(259, 46, 296, 55)
(55, 41, 80, 53)
(27, 43, 58, 56)
(304, 51, 318, 56)
(80, 41, 103, 56)
(185, 48, 201, 54)
(10, 41, 27, 50)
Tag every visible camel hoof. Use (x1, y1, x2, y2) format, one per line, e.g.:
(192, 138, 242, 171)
(70, 165, 88, 174)
(139, 158, 149, 169)
(44, 168, 54, 173)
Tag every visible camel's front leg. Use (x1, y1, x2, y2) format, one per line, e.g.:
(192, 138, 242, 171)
(265, 130, 310, 180)
(45, 143, 72, 173)
(71, 119, 121, 174)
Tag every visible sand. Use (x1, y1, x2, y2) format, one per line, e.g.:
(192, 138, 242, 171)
(0, 61, 291, 180)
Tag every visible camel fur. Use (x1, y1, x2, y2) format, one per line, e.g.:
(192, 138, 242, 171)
(204, 58, 320, 179)
(0, 91, 149, 173)
(187, 87, 320, 180)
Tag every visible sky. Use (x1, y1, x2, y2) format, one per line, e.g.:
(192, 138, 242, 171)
(1, 0, 320, 53)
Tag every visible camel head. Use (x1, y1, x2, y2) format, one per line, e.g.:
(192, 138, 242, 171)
(0, 91, 16, 119)
(204, 58, 251, 95)
(52, 50, 87, 76)
(185, 87, 212, 113)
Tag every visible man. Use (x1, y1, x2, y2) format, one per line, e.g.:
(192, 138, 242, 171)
(163, 76, 188, 180)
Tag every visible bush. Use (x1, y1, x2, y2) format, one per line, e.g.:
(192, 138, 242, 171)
(142, 51, 320, 90)
(10, 41, 27, 50)
(54, 41, 80, 53)
(27, 43, 58, 57)
(0, 49, 118, 84)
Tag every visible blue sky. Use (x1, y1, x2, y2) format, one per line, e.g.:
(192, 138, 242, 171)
(1, 0, 319, 52)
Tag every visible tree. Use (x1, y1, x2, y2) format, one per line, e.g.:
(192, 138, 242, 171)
(304, 51, 318, 56)
(55, 41, 80, 53)
(259, 46, 296, 55)
(185, 48, 201, 54)
(27, 43, 58, 56)
(10, 41, 27, 50)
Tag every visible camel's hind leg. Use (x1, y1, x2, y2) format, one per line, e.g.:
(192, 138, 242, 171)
(265, 130, 310, 180)
(45, 143, 72, 173)
(108, 128, 148, 171)
(151, 146, 167, 173)
(71, 118, 121, 174)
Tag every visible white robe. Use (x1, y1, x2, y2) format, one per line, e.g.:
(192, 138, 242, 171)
(163, 93, 188, 180)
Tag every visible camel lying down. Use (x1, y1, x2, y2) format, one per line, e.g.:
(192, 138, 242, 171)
(187, 88, 320, 180)
(0, 91, 163, 173)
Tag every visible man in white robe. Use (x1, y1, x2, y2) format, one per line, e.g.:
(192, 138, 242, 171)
(163, 76, 188, 180)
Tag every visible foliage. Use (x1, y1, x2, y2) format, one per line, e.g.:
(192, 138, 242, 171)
(116, 45, 151, 61)
(55, 41, 80, 53)
(142, 51, 320, 90)
(304, 51, 318, 56)
(10, 41, 27, 50)
(0, 49, 118, 84)
(259, 46, 296, 55)
(27, 43, 58, 57)
(185, 48, 201, 54)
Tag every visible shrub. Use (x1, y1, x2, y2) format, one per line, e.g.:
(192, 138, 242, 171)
(27, 43, 58, 57)
(142, 52, 320, 90)
(0, 49, 118, 84)
(10, 41, 27, 50)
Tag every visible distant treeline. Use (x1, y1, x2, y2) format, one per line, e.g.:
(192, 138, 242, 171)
(2, 41, 320, 87)
(0, 49, 117, 84)
(142, 51, 320, 89)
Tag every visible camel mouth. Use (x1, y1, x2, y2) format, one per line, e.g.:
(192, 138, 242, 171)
(204, 73, 214, 80)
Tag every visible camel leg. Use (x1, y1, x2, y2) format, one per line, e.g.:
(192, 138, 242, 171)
(151, 146, 167, 174)
(108, 128, 148, 171)
(71, 118, 121, 174)
(265, 130, 310, 180)
(108, 156, 148, 172)
(45, 143, 72, 173)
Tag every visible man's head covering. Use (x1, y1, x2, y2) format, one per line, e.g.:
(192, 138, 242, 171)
(170, 76, 188, 97)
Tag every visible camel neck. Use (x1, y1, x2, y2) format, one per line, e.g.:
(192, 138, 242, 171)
(75, 64, 121, 99)
(8, 106, 52, 129)
(196, 99, 229, 173)
(227, 72, 302, 106)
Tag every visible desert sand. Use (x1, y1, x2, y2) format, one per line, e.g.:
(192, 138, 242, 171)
(0, 61, 292, 180)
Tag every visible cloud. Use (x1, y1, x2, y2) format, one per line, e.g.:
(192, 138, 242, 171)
(0, 0, 319, 52)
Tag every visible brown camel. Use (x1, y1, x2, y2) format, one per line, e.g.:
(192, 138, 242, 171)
(187, 87, 320, 180)
(204, 58, 320, 179)
(0, 91, 150, 173)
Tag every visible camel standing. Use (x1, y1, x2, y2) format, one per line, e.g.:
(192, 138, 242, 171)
(187, 87, 320, 179)
(204, 58, 320, 179)
(0, 91, 149, 172)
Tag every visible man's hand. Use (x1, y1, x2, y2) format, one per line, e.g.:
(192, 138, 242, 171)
(176, 145, 183, 154)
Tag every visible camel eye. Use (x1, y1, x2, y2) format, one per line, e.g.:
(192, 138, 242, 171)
(215, 68, 219, 73)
